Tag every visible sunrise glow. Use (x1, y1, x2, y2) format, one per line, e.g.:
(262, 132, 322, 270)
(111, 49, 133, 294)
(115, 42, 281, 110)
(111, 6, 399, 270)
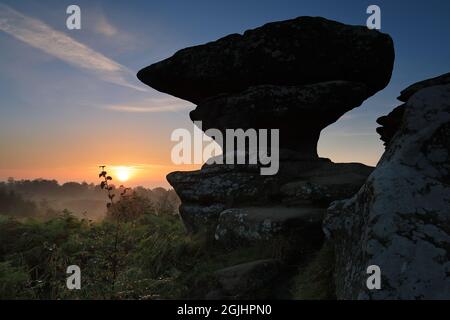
(114, 166, 133, 182)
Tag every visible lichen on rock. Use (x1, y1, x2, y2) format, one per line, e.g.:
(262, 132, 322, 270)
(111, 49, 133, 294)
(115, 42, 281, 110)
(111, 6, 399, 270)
(324, 79, 450, 299)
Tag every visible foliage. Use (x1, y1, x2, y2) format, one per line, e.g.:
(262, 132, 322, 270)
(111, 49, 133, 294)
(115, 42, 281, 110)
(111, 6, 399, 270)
(0, 189, 39, 218)
(0, 178, 180, 221)
(0, 169, 328, 299)
(0, 206, 291, 299)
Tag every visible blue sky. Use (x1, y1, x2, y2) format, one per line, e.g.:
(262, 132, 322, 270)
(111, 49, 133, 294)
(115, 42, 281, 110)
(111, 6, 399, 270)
(1, 0, 449, 187)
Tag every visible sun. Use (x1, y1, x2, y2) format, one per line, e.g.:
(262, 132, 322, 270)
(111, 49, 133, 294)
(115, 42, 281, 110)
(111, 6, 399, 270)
(114, 166, 132, 182)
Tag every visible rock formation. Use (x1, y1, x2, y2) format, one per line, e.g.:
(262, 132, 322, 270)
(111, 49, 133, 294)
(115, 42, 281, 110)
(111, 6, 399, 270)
(138, 17, 393, 103)
(397, 71, 450, 102)
(376, 72, 450, 148)
(137, 17, 395, 276)
(138, 17, 394, 247)
(376, 104, 405, 147)
(324, 73, 450, 299)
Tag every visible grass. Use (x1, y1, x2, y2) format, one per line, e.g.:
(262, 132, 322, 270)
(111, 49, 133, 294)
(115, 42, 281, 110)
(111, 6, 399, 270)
(0, 211, 297, 299)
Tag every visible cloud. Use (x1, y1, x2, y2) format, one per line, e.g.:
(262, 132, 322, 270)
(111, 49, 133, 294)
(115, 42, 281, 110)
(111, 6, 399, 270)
(95, 14, 118, 37)
(0, 3, 145, 91)
(102, 96, 194, 113)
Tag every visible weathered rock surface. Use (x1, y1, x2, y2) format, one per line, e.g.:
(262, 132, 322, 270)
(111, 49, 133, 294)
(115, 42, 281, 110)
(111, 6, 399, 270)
(167, 159, 373, 234)
(398, 71, 450, 102)
(138, 17, 394, 103)
(191, 81, 369, 157)
(376, 104, 405, 147)
(215, 206, 324, 246)
(279, 162, 372, 205)
(324, 81, 450, 299)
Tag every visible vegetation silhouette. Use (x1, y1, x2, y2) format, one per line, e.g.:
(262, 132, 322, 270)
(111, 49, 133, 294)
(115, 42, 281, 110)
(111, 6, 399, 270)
(0, 169, 333, 299)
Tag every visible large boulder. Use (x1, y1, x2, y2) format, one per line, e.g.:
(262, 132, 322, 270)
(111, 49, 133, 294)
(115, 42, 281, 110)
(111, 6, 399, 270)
(324, 81, 450, 299)
(138, 16, 394, 103)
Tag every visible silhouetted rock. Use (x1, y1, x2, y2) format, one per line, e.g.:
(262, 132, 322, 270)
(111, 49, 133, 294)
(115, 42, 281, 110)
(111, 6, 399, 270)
(167, 159, 372, 234)
(138, 17, 392, 268)
(138, 16, 394, 103)
(138, 15, 397, 300)
(398, 71, 450, 102)
(378, 71, 450, 148)
(191, 81, 369, 157)
(376, 104, 405, 147)
(324, 83, 450, 299)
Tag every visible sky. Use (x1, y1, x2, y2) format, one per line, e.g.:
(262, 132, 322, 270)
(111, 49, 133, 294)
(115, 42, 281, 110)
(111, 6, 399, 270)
(1, 0, 449, 188)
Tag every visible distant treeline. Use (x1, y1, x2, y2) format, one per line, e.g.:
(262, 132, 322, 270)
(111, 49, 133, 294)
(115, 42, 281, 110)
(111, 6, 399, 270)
(0, 188, 39, 218)
(0, 179, 180, 220)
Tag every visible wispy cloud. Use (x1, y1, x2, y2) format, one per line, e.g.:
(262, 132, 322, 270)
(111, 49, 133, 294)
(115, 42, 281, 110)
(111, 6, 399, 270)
(102, 97, 194, 113)
(95, 14, 118, 37)
(0, 3, 145, 91)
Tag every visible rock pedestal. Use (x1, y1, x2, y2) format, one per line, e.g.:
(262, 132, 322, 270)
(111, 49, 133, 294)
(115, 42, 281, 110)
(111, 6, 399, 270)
(138, 16, 394, 245)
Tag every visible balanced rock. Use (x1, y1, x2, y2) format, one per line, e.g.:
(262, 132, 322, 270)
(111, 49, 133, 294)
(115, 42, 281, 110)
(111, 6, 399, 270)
(324, 77, 450, 299)
(138, 16, 394, 103)
(139, 16, 393, 242)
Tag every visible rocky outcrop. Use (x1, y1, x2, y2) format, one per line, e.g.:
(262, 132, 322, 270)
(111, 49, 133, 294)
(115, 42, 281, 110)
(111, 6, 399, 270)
(376, 104, 405, 147)
(138, 15, 396, 300)
(167, 157, 373, 237)
(324, 74, 450, 299)
(139, 17, 393, 239)
(398, 71, 450, 102)
(376, 72, 450, 148)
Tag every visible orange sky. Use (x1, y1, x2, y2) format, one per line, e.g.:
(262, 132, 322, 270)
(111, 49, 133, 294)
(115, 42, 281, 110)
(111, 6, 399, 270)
(0, 1, 398, 189)
(0, 121, 384, 188)
(0, 164, 200, 188)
